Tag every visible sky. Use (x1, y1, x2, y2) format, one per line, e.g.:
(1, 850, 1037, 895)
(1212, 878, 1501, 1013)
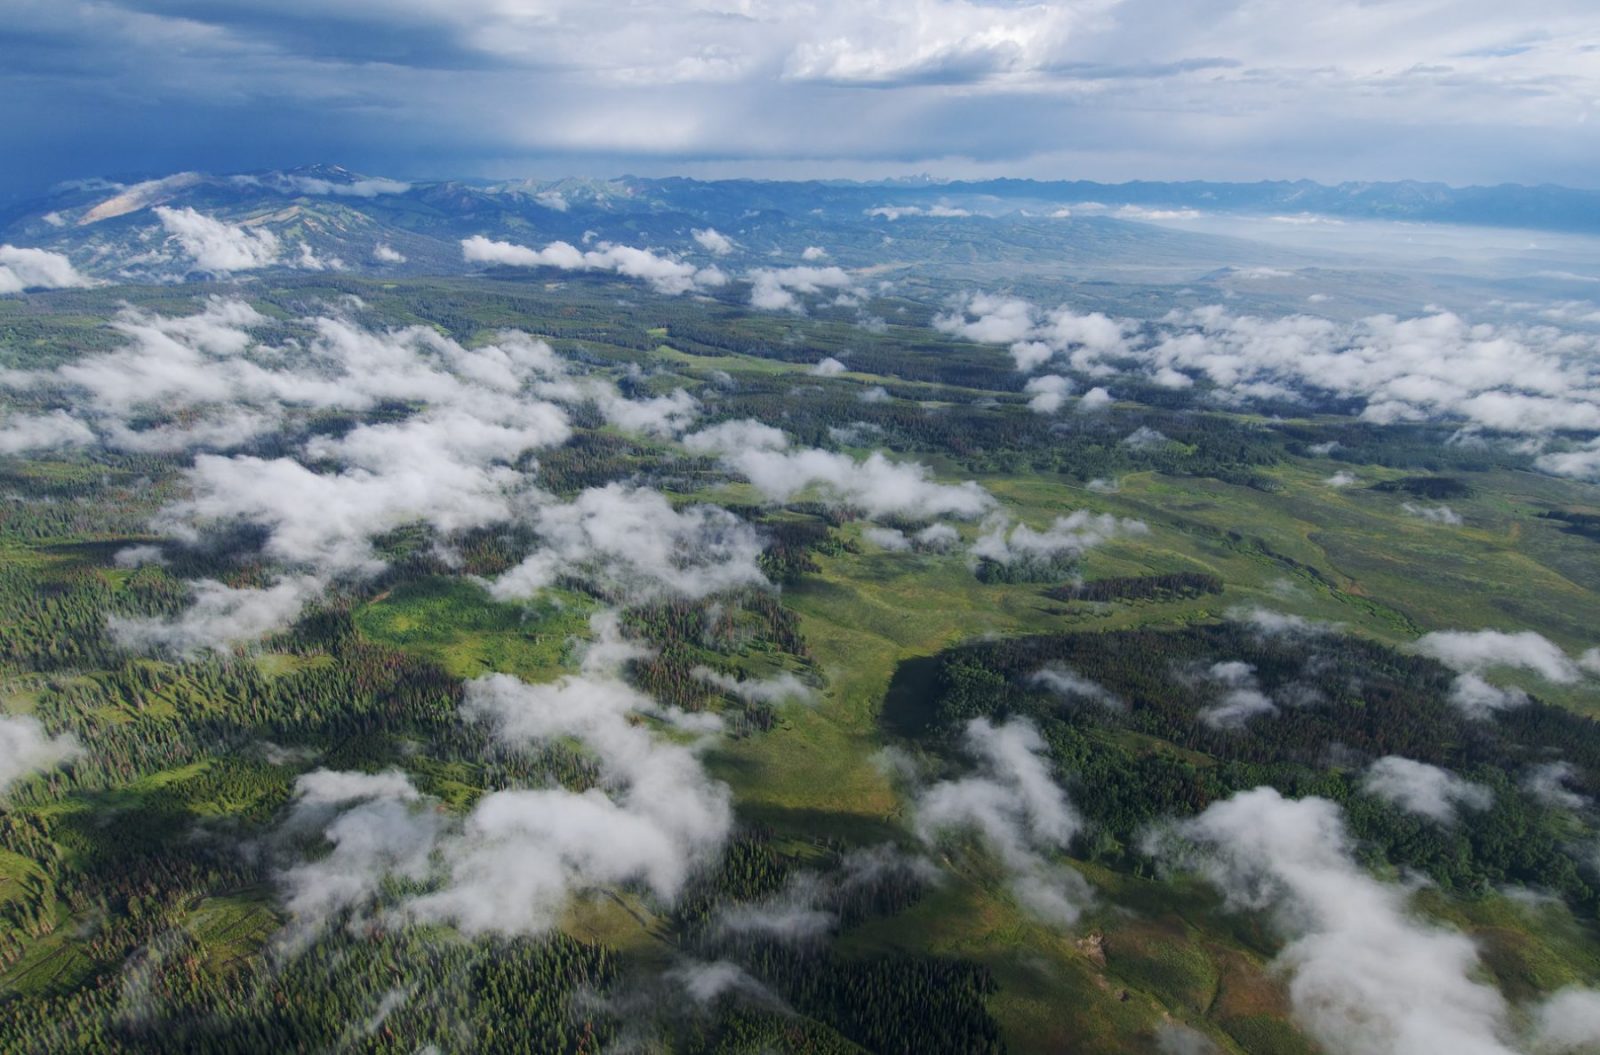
(2, 0, 1599, 198)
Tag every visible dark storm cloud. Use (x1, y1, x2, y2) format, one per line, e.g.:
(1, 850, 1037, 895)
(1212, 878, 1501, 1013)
(1, 0, 1598, 196)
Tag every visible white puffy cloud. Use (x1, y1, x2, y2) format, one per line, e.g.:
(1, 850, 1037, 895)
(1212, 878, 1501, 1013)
(282, 175, 409, 198)
(0, 715, 80, 793)
(1227, 607, 1331, 638)
(1325, 470, 1359, 487)
(372, 243, 406, 264)
(713, 845, 935, 944)
(278, 769, 441, 933)
(748, 265, 854, 312)
(489, 484, 768, 602)
(1532, 987, 1600, 1052)
(692, 228, 735, 255)
(0, 411, 96, 454)
(934, 293, 1038, 346)
(278, 615, 735, 938)
(810, 356, 848, 377)
(1362, 756, 1492, 823)
(1197, 660, 1276, 729)
(295, 243, 345, 272)
(163, 448, 527, 576)
(417, 642, 731, 932)
(1149, 786, 1566, 1055)
(800, 246, 828, 261)
(1121, 425, 1167, 451)
(109, 575, 325, 657)
(0, 245, 94, 293)
(1536, 438, 1600, 482)
(692, 666, 815, 705)
(1403, 502, 1463, 525)
(1023, 374, 1072, 413)
(722, 447, 994, 519)
(936, 292, 1600, 436)
(862, 526, 911, 551)
(1413, 630, 1586, 684)
(680, 418, 788, 456)
(462, 236, 726, 295)
(1029, 665, 1121, 710)
(1524, 762, 1587, 810)
(970, 509, 1146, 567)
(155, 207, 281, 272)
(915, 718, 1091, 926)
(1078, 386, 1114, 411)
(865, 204, 971, 219)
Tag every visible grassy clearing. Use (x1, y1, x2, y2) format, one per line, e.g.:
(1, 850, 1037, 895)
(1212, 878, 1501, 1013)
(354, 576, 593, 683)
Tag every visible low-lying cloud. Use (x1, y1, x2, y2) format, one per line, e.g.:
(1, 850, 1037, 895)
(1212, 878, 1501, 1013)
(1147, 786, 1598, 1055)
(0, 715, 80, 794)
(915, 717, 1092, 926)
(0, 245, 94, 293)
(155, 207, 281, 272)
(462, 235, 727, 295)
(934, 292, 1600, 437)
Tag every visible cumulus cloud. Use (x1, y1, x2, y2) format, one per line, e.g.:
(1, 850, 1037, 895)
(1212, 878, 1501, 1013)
(1023, 374, 1072, 413)
(810, 356, 848, 376)
(1325, 470, 1359, 487)
(155, 207, 281, 271)
(232, 173, 411, 199)
(1524, 762, 1587, 810)
(1197, 660, 1276, 729)
(372, 243, 406, 263)
(489, 484, 767, 602)
(590, 385, 700, 437)
(165, 446, 526, 576)
(1403, 502, 1463, 525)
(1029, 665, 1121, 710)
(935, 292, 1600, 436)
(462, 235, 726, 295)
(0, 245, 94, 293)
(862, 526, 912, 551)
(0, 411, 96, 454)
(1121, 425, 1167, 451)
(1536, 438, 1600, 481)
(970, 510, 1146, 568)
(1363, 756, 1492, 823)
(800, 246, 828, 261)
(278, 615, 734, 938)
(1532, 988, 1600, 1052)
(1078, 386, 1114, 411)
(278, 769, 441, 934)
(109, 575, 325, 657)
(1413, 629, 1586, 684)
(286, 175, 409, 198)
(915, 718, 1091, 926)
(42, 310, 576, 580)
(1148, 786, 1565, 1055)
(721, 447, 993, 519)
(865, 204, 971, 220)
(692, 228, 735, 255)
(935, 294, 1130, 373)
(680, 418, 788, 456)
(417, 639, 732, 932)
(692, 666, 815, 705)
(748, 265, 854, 312)
(1227, 607, 1332, 639)
(714, 845, 934, 944)
(0, 715, 80, 793)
